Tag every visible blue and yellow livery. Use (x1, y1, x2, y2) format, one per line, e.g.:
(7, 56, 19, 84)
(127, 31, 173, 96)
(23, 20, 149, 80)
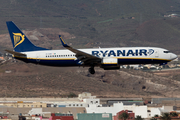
(6, 21, 177, 74)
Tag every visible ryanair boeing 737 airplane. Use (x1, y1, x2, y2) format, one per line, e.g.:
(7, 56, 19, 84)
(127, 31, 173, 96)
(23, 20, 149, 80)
(6, 21, 177, 74)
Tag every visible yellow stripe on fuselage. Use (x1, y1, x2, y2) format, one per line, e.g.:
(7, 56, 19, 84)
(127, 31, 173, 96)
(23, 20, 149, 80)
(114, 57, 171, 61)
(14, 56, 76, 60)
(102, 63, 117, 64)
(14, 56, 171, 62)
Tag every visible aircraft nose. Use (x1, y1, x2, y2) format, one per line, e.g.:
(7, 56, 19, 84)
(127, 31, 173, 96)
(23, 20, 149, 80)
(171, 53, 178, 60)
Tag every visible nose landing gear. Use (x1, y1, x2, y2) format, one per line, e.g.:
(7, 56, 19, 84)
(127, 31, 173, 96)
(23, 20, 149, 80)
(88, 66, 95, 74)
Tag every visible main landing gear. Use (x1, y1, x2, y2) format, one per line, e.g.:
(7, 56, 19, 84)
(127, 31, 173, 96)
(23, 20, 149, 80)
(89, 66, 95, 74)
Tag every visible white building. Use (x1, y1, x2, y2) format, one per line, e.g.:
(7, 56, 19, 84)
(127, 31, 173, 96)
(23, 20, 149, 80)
(47, 92, 100, 108)
(86, 102, 174, 118)
(149, 106, 173, 117)
(78, 92, 96, 100)
(28, 108, 50, 116)
(86, 102, 124, 116)
(52, 98, 100, 108)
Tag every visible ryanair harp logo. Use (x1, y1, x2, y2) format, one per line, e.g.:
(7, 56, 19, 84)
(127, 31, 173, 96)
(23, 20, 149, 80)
(13, 33, 25, 48)
(149, 49, 154, 56)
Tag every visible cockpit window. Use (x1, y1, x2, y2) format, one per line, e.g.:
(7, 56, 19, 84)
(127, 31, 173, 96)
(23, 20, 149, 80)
(164, 51, 171, 53)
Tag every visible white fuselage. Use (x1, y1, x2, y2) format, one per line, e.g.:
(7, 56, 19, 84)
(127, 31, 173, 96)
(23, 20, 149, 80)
(15, 47, 177, 67)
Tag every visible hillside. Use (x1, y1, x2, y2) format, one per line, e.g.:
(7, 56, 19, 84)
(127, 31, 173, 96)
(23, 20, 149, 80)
(0, 0, 180, 53)
(0, 60, 180, 98)
(1, 0, 180, 98)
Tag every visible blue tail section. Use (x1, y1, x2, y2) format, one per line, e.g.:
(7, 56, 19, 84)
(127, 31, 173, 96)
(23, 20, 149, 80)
(6, 21, 48, 52)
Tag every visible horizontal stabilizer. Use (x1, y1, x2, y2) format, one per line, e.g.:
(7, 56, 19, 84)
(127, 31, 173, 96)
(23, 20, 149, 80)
(5, 50, 26, 57)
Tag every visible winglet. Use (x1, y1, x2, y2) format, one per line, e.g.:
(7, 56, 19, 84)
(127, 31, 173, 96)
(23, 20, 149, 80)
(59, 35, 69, 47)
(58, 35, 100, 60)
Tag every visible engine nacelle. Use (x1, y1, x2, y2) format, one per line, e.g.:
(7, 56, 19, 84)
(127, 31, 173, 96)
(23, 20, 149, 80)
(101, 58, 119, 70)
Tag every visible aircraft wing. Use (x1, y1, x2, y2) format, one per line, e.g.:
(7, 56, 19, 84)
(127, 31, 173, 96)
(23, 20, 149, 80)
(5, 50, 26, 57)
(59, 35, 101, 64)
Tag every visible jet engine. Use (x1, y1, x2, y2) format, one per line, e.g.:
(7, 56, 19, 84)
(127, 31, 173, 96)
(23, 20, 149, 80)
(101, 58, 120, 70)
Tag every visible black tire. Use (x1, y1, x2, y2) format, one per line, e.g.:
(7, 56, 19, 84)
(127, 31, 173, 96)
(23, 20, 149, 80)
(89, 67, 95, 74)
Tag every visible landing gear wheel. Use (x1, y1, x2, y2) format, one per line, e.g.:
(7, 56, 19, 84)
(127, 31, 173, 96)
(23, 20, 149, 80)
(89, 67, 95, 74)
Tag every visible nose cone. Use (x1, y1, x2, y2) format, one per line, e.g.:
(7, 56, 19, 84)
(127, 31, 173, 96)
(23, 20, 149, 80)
(171, 53, 178, 60)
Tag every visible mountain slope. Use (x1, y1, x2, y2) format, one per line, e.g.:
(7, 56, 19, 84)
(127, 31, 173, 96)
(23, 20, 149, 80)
(0, 0, 180, 98)
(0, 60, 179, 98)
(0, 0, 180, 53)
